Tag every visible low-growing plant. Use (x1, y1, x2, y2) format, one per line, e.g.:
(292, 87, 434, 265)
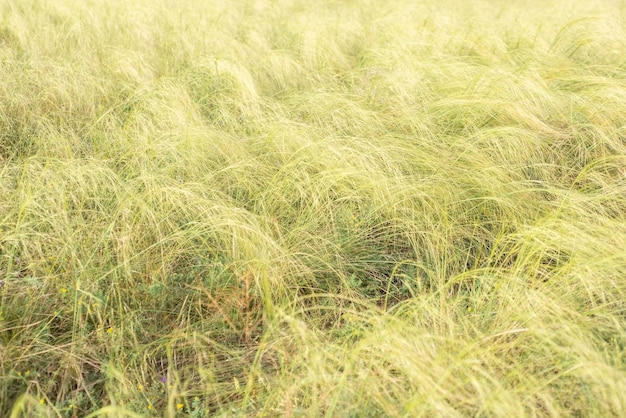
(1, 0, 625, 416)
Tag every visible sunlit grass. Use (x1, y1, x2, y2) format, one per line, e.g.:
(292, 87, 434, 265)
(1, 0, 625, 416)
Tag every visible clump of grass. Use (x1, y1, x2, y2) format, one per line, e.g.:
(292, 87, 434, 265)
(1, 0, 626, 416)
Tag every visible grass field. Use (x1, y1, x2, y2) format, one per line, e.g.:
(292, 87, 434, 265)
(1, 0, 626, 416)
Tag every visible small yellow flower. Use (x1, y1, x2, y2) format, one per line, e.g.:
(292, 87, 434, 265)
(60, 288, 68, 294)
(39, 398, 45, 405)
(176, 403, 184, 410)
(137, 384, 144, 391)
(467, 306, 473, 313)
(147, 404, 153, 410)
(107, 327, 114, 334)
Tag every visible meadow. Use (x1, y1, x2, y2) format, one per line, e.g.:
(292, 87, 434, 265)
(1, 0, 625, 416)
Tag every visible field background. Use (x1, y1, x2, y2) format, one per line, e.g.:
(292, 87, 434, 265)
(1, 0, 626, 416)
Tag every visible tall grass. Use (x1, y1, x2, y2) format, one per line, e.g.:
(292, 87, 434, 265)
(1, 0, 625, 416)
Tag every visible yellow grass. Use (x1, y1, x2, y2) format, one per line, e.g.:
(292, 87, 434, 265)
(1, 0, 625, 416)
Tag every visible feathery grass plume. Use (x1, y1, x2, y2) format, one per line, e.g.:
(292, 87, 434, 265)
(1, 0, 625, 415)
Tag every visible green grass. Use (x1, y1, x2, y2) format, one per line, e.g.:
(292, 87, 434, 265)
(1, 0, 626, 416)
